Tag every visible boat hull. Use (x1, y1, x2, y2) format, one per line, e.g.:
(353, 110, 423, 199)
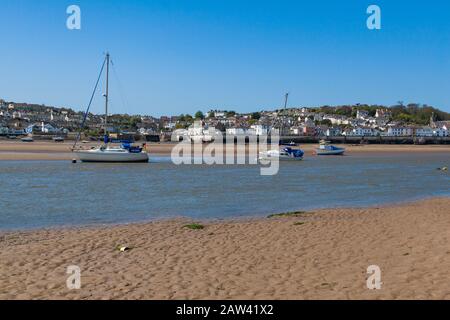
(315, 149, 345, 155)
(75, 150, 149, 163)
(258, 152, 303, 162)
(258, 155, 303, 161)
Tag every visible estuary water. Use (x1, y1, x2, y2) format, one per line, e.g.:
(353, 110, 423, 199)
(0, 152, 449, 230)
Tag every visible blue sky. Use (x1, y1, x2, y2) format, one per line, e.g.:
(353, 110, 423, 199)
(1, 0, 449, 116)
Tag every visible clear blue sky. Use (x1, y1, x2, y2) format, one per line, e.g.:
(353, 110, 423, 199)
(1, 0, 449, 116)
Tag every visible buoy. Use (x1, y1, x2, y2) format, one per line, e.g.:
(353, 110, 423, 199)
(72, 159, 77, 163)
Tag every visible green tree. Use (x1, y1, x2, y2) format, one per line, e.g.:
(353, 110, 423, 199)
(195, 111, 204, 119)
(251, 112, 261, 120)
(320, 119, 332, 126)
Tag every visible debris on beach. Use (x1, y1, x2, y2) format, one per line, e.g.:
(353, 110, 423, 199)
(116, 245, 132, 252)
(183, 223, 205, 230)
(267, 211, 306, 218)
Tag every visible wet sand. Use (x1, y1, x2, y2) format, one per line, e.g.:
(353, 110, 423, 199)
(0, 140, 449, 160)
(1, 197, 450, 300)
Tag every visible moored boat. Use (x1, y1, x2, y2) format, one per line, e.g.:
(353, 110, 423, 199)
(259, 93, 304, 162)
(52, 136, 64, 142)
(73, 53, 149, 163)
(21, 136, 34, 142)
(75, 143, 149, 163)
(316, 140, 345, 155)
(258, 147, 304, 161)
(280, 141, 297, 146)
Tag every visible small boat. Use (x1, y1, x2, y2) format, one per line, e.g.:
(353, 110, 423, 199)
(280, 141, 297, 146)
(52, 136, 64, 142)
(21, 137, 34, 142)
(258, 147, 304, 161)
(75, 142, 149, 163)
(73, 53, 149, 163)
(259, 93, 303, 162)
(316, 140, 345, 155)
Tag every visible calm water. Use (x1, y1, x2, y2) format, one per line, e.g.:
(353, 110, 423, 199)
(0, 153, 449, 230)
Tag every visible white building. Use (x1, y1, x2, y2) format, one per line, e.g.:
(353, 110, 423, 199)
(343, 127, 378, 136)
(41, 122, 59, 133)
(171, 129, 188, 142)
(313, 113, 324, 121)
(25, 122, 61, 134)
(433, 127, 449, 137)
(375, 109, 391, 119)
(414, 127, 433, 137)
(356, 110, 369, 120)
(300, 107, 310, 115)
(387, 127, 413, 136)
(325, 127, 342, 137)
(303, 117, 315, 127)
(164, 122, 176, 130)
(323, 115, 349, 125)
(226, 128, 247, 136)
(207, 110, 227, 118)
(12, 111, 22, 119)
(290, 126, 304, 136)
(250, 124, 269, 136)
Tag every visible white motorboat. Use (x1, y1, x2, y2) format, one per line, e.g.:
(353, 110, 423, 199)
(258, 147, 304, 162)
(73, 53, 149, 163)
(21, 136, 34, 142)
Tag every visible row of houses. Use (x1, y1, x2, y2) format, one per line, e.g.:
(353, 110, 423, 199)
(0, 122, 68, 135)
(167, 122, 449, 140)
(335, 126, 448, 137)
(2, 99, 449, 139)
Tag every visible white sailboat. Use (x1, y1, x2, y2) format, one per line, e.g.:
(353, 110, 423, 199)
(74, 53, 149, 163)
(75, 144, 149, 162)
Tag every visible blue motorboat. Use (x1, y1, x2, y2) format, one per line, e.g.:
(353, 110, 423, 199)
(316, 141, 345, 155)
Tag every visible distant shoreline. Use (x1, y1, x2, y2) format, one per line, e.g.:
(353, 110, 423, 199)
(0, 141, 449, 161)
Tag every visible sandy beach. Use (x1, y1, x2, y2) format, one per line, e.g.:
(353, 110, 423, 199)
(1, 197, 449, 300)
(0, 140, 449, 160)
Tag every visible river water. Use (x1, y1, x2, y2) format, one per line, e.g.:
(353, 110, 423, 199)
(0, 152, 448, 230)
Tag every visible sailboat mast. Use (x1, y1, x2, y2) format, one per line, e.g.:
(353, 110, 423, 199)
(284, 92, 289, 110)
(281, 92, 288, 137)
(105, 53, 110, 136)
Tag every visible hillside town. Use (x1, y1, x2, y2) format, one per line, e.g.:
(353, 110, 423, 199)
(1, 98, 449, 142)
